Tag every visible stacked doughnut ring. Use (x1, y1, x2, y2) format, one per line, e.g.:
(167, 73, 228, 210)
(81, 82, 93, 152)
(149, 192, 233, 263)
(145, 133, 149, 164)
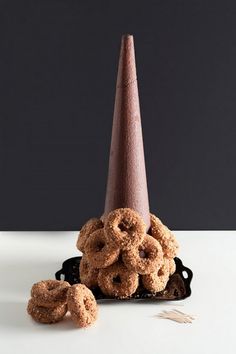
(122, 234, 163, 274)
(79, 256, 99, 288)
(31, 280, 70, 307)
(98, 262, 139, 298)
(67, 284, 98, 327)
(104, 208, 146, 249)
(76, 208, 179, 299)
(77, 218, 104, 253)
(150, 214, 179, 259)
(27, 299, 67, 324)
(142, 258, 170, 293)
(28, 280, 98, 328)
(85, 229, 120, 269)
(28, 280, 70, 324)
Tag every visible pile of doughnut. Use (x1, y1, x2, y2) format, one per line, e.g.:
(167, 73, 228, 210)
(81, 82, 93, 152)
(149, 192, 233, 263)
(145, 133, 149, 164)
(77, 208, 179, 298)
(27, 208, 178, 328)
(27, 281, 98, 328)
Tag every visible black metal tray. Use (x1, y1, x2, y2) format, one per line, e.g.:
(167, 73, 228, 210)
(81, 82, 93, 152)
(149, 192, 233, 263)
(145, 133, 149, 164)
(56, 257, 192, 301)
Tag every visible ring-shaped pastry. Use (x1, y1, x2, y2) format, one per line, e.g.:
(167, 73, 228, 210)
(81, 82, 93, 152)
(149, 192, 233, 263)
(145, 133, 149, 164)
(104, 208, 146, 250)
(142, 258, 170, 293)
(31, 280, 70, 308)
(122, 234, 163, 274)
(84, 229, 120, 269)
(79, 256, 99, 288)
(98, 262, 139, 299)
(67, 284, 98, 328)
(150, 214, 179, 259)
(76, 218, 104, 253)
(27, 299, 67, 324)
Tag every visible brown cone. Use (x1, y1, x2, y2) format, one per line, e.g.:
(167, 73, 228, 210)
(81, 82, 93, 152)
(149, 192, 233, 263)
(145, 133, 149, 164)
(104, 34, 150, 231)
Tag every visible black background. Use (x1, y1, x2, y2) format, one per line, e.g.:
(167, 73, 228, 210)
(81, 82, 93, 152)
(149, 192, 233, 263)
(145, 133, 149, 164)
(1, 0, 236, 230)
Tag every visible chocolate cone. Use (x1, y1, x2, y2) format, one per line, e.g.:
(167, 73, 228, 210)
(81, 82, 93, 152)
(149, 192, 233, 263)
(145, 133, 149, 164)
(104, 34, 150, 230)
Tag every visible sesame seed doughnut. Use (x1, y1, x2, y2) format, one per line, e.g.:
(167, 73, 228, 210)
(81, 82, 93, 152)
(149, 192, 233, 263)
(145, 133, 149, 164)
(122, 234, 163, 275)
(77, 218, 104, 253)
(85, 229, 120, 269)
(27, 299, 67, 324)
(169, 258, 176, 275)
(104, 208, 146, 250)
(142, 258, 170, 293)
(150, 214, 179, 259)
(67, 284, 98, 328)
(31, 280, 70, 308)
(98, 262, 139, 298)
(79, 255, 99, 288)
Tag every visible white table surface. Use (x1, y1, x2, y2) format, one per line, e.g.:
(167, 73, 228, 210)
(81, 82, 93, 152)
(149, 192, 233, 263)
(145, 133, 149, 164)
(0, 231, 236, 354)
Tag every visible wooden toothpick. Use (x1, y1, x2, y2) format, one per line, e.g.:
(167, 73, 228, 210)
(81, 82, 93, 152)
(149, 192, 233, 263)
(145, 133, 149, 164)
(157, 309, 195, 323)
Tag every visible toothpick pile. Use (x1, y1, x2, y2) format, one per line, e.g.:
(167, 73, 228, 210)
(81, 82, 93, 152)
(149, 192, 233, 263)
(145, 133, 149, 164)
(158, 309, 195, 323)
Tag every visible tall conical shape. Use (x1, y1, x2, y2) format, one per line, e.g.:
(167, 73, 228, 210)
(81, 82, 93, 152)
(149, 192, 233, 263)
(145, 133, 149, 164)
(104, 34, 150, 230)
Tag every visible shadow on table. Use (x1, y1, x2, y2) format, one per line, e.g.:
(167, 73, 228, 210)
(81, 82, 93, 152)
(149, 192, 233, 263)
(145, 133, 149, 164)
(0, 302, 76, 332)
(0, 261, 63, 299)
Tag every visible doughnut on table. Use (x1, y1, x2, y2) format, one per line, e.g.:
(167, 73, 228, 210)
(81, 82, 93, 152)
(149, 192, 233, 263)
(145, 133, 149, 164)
(0, 231, 236, 354)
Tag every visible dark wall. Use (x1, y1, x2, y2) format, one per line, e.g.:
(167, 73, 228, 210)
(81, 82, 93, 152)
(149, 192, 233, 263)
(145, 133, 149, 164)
(1, 0, 236, 230)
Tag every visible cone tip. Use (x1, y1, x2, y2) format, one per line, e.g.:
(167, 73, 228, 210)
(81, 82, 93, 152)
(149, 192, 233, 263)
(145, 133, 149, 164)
(122, 34, 134, 42)
(122, 33, 133, 38)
